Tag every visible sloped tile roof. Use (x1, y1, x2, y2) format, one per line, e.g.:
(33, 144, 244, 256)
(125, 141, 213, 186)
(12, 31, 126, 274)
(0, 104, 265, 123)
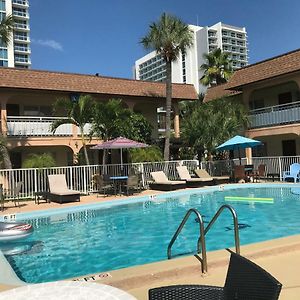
(203, 83, 241, 102)
(227, 48, 300, 89)
(0, 68, 198, 100)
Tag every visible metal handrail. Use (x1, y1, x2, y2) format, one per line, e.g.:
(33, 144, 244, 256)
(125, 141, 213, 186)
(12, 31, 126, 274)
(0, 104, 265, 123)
(203, 204, 240, 254)
(167, 208, 207, 272)
(167, 205, 240, 273)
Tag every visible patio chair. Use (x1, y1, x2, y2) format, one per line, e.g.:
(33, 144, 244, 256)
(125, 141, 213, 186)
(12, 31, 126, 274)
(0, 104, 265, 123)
(249, 164, 266, 182)
(149, 250, 282, 300)
(48, 174, 80, 204)
(283, 163, 300, 183)
(233, 165, 247, 183)
(150, 171, 186, 191)
(176, 166, 214, 187)
(2, 181, 23, 209)
(194, 168, 229, 185)
(92, 174, 114, 197)
(124, 174, 141, 195)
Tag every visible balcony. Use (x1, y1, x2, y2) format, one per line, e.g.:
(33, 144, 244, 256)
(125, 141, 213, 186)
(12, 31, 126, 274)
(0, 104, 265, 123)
(249, 101, 300, 129)
(14, 23, 30, 31)
(12, 0, 29, 7)
(7, 117, 73, 137)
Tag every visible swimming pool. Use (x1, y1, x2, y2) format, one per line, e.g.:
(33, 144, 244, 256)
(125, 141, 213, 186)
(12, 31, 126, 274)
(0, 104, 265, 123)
(2, 184, 300, 283)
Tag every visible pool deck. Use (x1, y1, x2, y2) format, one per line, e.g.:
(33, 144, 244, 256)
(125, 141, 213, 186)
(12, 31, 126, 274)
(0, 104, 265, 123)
(0, 183, 299, 299)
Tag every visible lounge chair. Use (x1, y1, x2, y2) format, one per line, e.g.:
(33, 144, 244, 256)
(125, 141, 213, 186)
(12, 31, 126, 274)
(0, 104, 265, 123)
(283, 163, 300, 183)
(149, 249, 282, 300)
(150, 171, 186, 191)
(176, 166, 214, 187)
(194, 168, 229, 184)
(48, 174, 80, 204)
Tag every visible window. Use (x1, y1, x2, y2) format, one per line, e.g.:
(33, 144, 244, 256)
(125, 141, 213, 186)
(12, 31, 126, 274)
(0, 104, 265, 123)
(231, 32, 235, 37)
(232, 47, 236, 52)
(0, 48, 7, 59)
(278, 92, 292, 105)
(249, 99, 264, 110)
(0, 1, 5, 11)
(0, 59, 8, 66)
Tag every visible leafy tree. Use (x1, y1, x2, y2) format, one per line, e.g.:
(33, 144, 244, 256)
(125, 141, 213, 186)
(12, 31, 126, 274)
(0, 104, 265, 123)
(200, 48, 233, 86)
(0, 14, 14, 46)
(0, 135, 12, 169)
(51, 95, 95, 165)
(129, 146, 163, 163)
(181, 97, 248, 160)
(22, 153, 56, 169)
(141, 13, 193, 161)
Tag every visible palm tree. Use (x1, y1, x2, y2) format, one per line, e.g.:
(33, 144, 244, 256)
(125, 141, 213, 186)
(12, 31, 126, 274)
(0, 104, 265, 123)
(200, 48, 233, 86)
(0, 14, 14, 46)
(0, 15, 14, 169)
(51, 95, 95, 165)
(141, 13, 193, 160)
(181, 97, 248, 160)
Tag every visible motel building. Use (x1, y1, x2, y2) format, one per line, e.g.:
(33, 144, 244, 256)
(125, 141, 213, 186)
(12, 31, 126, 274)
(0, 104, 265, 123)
(205, 48, 300, 159)
(0, 68, 197, 168)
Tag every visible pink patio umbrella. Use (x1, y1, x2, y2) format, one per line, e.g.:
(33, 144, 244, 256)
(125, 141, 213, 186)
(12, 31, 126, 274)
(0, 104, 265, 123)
(91, 137, 149, 167)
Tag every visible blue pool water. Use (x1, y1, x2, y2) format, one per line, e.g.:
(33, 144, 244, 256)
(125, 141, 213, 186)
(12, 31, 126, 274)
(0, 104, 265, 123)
(3, 185, 300, 283)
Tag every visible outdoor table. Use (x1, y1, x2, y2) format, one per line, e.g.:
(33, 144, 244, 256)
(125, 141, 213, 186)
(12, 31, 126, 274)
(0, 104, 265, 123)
(0, 281, 137, 300)
(110, 176, 128, 195)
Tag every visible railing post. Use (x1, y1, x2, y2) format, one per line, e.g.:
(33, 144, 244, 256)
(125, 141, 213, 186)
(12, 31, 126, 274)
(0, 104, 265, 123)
(69, 167, 73, 190)
(140, 163, 145, 188)
(278, 157, 282, 180)
(34, 168, 38, 194)
(83, 166, 87, 194)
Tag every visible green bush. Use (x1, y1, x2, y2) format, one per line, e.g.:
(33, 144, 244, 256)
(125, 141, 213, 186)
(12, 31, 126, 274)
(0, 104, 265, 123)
(22, 153, 56, 169)
(129, 146, 163, 163)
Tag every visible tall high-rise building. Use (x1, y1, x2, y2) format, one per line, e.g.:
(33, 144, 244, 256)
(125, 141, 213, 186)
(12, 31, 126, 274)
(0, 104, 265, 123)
(0, 0, 31, 68)
(134, 22, 248, 93)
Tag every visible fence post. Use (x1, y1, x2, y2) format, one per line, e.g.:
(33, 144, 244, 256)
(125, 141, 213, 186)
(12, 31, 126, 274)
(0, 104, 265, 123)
(140, 163, 145, 188)
(83, 166, 87, 194)
(34, 168, 38, 194)
(69, 167, 73, 190)
(278, 157, 282, 180)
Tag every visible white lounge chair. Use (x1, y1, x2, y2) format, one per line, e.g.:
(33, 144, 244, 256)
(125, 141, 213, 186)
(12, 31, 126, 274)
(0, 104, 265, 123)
(150, 171, 186, 191)
(176, 166, 214, 187)
(194, 168, 230, 184)
(48, 174, 80, 204)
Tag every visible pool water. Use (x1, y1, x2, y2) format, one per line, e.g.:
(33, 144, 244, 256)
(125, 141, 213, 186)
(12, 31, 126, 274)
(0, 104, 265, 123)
(4, 186, 300, 283)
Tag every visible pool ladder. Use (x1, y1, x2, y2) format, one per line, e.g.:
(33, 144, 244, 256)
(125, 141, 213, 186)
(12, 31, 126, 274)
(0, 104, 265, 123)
(167, 204, 240, 273)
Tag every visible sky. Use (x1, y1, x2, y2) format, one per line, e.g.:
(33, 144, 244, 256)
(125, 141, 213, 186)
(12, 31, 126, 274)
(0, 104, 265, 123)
(29, 0, 300, 79)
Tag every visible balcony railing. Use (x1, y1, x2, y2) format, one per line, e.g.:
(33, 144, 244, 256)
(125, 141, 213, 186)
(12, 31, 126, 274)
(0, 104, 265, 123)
(7, 116, 73, 137)
(249, 101, 300, 129)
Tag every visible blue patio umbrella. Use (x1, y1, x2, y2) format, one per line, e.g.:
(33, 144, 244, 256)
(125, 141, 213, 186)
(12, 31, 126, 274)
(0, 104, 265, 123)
(216, 135, 262, 164)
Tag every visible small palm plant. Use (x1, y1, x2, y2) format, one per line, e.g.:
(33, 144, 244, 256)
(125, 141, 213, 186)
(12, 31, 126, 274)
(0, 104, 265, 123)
(51, 95, 95, 165)
(200, 48, 233, 86)
(141, 13, 193, 160)
(0, 14, 14, 46)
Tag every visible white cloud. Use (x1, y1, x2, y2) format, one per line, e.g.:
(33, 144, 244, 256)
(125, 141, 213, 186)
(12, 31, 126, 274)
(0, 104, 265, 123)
(32, 39, 63, 51)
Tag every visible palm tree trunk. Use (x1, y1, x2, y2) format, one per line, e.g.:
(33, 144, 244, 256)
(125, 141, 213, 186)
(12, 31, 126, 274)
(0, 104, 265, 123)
(0, 134, 12, 169)
(164, 59, 172, 161)
(80, 129, 90, 165)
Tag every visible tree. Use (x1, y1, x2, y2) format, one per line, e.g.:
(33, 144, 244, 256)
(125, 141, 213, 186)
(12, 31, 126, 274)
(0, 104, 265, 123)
(22, 153, 56, 169)
(181, 97, 249, 160)
(141, 13, 193, 161)
(51, 95, 95, 165)
(0, 15, 14, 169)
(200, 48, 233, 86)
(0, 14, 14, 46)
(91, 99, 153, 164)
(129, 146, 163, 163)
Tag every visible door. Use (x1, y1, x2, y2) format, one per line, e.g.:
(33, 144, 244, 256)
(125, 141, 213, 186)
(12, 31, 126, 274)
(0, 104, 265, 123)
(6, 104, 20, 116)
(278, 92, 292, 105)
(282, 139, 296, 156)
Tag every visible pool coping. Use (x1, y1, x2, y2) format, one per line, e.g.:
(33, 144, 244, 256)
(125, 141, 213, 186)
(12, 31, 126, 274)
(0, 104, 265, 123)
(0, 182, 299, 286)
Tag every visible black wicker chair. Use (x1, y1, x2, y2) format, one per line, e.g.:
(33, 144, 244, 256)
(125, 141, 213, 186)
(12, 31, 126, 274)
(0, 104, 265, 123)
(149, 250, 282, 300)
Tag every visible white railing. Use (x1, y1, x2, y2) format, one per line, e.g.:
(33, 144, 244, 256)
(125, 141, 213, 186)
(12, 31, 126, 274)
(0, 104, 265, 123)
(201, 156, 300, 180)
(249, 101, 300, 129)
(7, 116, 73, 137)
(0, 160, 199, 199)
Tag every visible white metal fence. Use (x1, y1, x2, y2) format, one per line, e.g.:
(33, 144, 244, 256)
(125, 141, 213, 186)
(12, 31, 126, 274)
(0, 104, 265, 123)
(3, 156, 300, 199)
(0, 160, 199, 199)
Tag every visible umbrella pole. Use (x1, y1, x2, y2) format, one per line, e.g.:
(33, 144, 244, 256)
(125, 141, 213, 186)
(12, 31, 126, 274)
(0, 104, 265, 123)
(120, 148, 123, 170)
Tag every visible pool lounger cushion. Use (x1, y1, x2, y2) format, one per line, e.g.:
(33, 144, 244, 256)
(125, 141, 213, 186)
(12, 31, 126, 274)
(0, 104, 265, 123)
(48, 174, 80, 204)
(176, 166, 214, 187)
(150, 171, 186, 191)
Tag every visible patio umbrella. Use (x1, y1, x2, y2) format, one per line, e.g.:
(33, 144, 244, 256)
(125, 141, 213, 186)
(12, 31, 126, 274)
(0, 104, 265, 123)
(216, 135, 262, 164)
(91, 137, 149, 167)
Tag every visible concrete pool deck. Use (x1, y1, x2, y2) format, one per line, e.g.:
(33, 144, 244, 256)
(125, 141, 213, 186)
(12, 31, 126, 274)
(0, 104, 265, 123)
(0, 183, 299, 299)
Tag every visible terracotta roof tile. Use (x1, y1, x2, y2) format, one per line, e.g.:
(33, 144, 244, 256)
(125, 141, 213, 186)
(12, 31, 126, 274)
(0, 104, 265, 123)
(203, 83, 241, 102)
(227, 48, 300, 89)
(0, 68, 198, 100)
